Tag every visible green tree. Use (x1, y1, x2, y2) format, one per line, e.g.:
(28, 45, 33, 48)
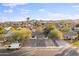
(26, 17, 30, 24)
(6, 28, 32, 43)
(36, 26, 43, 32)
(26, 17, 30, 21)
(44, 23, 56, 36)
(48, 28, 63, 46)
(34, 21, 42, 27)
(0, 34, 5, 40)
(60, 21, 72, 32)
(48, 29, 63, 40)
(0, 25, 4, 34)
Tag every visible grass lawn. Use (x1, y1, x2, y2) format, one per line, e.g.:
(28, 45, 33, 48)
(72, 41, 79, 46)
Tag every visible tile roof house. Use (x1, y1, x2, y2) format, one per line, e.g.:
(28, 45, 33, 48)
(55, 20, 76, 31)
(31, 32, 48, 40)
(4, 27, 12, 34)
(5, 31, 14, 37)
(0, 40, 5, 46)
(73, 27, 79, 32)
(63, 32, 77, 40)
(73, 24, 79, 32)
(26, 24, 33, 30)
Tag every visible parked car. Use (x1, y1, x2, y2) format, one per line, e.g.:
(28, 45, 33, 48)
(7, 43, 21, 50)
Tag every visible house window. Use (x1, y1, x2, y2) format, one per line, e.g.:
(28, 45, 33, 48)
(32, 36, 35, 38)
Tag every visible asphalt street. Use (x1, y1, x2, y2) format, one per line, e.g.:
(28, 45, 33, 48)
(55, 47, 79, 56)
(0, 47, 63, 56)
(0, 40, 78, 56)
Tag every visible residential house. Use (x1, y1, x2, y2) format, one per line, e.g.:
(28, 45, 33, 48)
(0, 40, 5, 46)
(5, 31, 14, 37)
(63, 32, 77, 40)
(17, 27, 22, 30)
(73, 24, 79, 32)
(26, 24, 33, 30)
(31, 32, 48, 40)
(4, 27, 12, 34)
(55, 22, 63, 29)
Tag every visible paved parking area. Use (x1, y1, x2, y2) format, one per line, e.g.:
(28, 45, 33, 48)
(25, 39, 55, 47)
(25, 39, 69, 47)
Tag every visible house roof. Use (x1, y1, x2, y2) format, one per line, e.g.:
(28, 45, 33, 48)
(4, 27, 12, 31)
(63, 32, 77, 36)
(5, 31, 14, 37)
(32, 32, 44, 36)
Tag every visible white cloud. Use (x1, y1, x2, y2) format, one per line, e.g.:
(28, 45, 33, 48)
(0, 16, 9, 22)
(21, 9, 32, 14)
(38, 9, 45, 12)
(0, 16, 26, 22)
(48, 12, 65, 17)
(3, 9, 13, 13)
(2, 3, 26, 8)
(71, 15, 79, 19)
(47, 12, 76, 20)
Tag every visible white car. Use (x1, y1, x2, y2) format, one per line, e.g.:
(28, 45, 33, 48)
(7, 43, 21, 50)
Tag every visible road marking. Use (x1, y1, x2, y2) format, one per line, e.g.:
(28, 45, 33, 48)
(64, 48, 73, 56)
(64, 47, 78, 56)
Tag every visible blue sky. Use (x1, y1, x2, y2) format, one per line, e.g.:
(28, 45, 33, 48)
(0, 3, 79, 22)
